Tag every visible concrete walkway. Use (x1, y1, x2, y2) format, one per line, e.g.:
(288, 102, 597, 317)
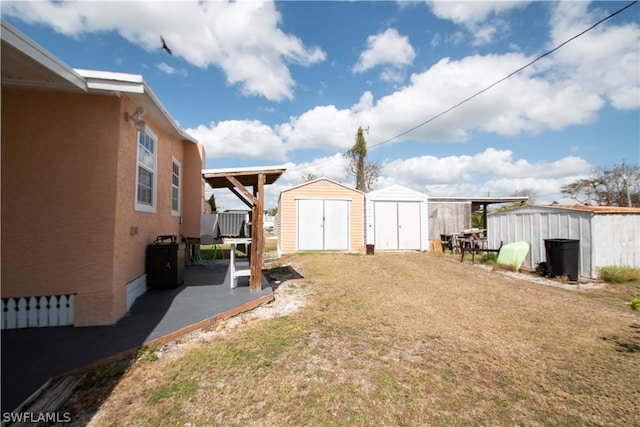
(1, 262, 273, 413)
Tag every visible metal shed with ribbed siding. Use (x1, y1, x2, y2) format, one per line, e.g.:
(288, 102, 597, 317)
(277, 178, 365, 256)
(487, 205, 640, 279)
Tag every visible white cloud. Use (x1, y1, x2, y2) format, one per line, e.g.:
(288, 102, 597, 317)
(430, 32, 441, 48)
(379, 68, 407, 84)
(379, 148, 593, 202)
(155, 62, 188, 77)
(447, 31, 466, 45)
(2, 0, 326, 102)
(353, 28, 416, 74)
(275, 53, 575, 148)
(427, 1, 521, 26)
(201, 1, 637, 167)
(218, 148, 593, 208)
(427, 1, 530, 45)
(547, 2, 640, 110)
(280, 154, 350, 185)
(276, 105, 358, 152)
(187, 120, 287, 161)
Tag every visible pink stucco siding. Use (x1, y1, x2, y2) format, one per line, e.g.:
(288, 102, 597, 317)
(1, 89, 204, 326)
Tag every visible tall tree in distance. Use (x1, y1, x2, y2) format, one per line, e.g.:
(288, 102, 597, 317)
(561, 162, 639, 207)
(344, 126, 379, 192)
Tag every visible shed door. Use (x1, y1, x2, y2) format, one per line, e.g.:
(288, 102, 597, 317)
(298, 199, 349, 251)
(398, 202, 421, 250)
(374, 201, 421, 250)
(324, 200, 349, 250)
(374, 202, 398, 250)
(298, 199, 324, 250)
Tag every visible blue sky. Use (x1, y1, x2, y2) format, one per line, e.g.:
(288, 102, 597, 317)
(3, 1, 639, 210)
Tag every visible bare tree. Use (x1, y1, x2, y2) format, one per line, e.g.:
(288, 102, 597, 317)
(302, 173, 318, 182)
(512, 188, 536, 205)
(343, 126, 379, 192)
(561, 163, 639, 207)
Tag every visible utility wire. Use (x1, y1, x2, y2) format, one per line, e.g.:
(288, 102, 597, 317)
(290, 0, 638, 173)
(370, 0, 638, 149)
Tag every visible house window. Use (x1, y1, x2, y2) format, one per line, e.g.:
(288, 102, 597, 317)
(135, 130, 157, 213)
(171, 158, 181, 215)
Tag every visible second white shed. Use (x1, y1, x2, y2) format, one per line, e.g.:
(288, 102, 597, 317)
(365, 185, 429, 251)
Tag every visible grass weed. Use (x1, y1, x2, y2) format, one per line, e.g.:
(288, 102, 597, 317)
(599, 265, 640, 283)
(63, 252, 640, 426)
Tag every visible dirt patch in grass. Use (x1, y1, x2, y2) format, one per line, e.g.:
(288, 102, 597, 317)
(59, 252, 639, 426)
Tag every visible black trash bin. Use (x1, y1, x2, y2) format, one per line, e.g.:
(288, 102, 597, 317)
(146, 235, 185, 289)
(544, 238, 580, 281)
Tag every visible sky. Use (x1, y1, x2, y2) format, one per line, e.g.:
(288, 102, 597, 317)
(3, 0, 639, 210)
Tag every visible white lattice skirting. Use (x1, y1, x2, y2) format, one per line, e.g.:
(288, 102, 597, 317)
(1, 294, 75, 329)
(126, 274, 147, 311)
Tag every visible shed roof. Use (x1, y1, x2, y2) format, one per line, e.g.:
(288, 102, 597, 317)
(491, 205, 640, 215)
(1, 21, 196, 143)
(280, 177, 364, 195)
(366, 184, 428, 200)
(544, 205, 640, 214)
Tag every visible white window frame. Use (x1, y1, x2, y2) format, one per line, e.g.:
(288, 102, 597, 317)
(171, 157, 181, 216)
(135, 128, 157, 213)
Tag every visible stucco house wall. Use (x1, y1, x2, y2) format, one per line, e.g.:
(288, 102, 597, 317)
(277, 178, 364, 256)
(2, 88, 205, 326)
(1, 23, 205, 327)
(109, 97, 204, 324)
(2, 89, 121, 325)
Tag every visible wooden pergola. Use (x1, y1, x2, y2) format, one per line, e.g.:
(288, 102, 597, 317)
(202, 166, 286, 291)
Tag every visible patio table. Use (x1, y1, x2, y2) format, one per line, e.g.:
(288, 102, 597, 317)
(223, 237, 252, 289)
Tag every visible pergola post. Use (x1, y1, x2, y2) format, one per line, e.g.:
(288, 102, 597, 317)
(202, 166, 285, 292)
(250, 173, 265, 291)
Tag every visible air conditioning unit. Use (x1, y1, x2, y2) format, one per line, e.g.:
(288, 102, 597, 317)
(217, 212, 248, 237)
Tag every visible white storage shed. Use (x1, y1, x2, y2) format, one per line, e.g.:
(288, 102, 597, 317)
(365, 185, 429, 251)
(487, 205, 640, 279)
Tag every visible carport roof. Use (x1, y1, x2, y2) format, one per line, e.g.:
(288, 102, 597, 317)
(202, 165, 286, 189)
(429, 196, 529, 205)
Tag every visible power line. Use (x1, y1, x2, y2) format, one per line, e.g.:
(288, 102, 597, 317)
(289, 0, 638, 173)
(369, 0, 638, 149)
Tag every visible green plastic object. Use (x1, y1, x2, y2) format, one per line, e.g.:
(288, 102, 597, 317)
(496, 241, 530, 269)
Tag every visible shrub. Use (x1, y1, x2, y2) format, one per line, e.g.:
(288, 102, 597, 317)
(598, 266, 640, 284)
(479, 253, 498, 265)
(631, 298, 640, 311)
(137, 347, 159, 362)
(79, 363, 128, 388)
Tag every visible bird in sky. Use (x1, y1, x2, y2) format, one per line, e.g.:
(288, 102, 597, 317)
(160, 35, 172, 55)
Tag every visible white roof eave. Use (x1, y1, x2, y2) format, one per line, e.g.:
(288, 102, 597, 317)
(76, 69, 145, 94)
(75, 69, 197, 143)
(1, 21, 87, 91)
